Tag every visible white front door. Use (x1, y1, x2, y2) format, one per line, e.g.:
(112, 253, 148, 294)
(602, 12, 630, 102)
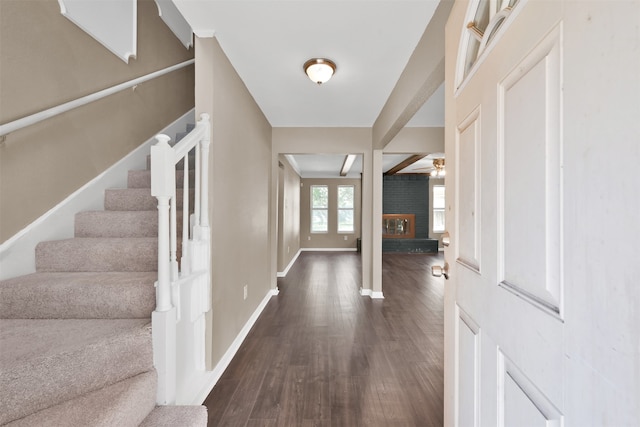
(443, 1, 640, 426)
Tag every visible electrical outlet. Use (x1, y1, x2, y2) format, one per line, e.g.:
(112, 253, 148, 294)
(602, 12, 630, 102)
(287, 245, 290, 254)
(344, 235, 348, 240)
(243, 285, 248, 300)
(308, 236, 311, 241)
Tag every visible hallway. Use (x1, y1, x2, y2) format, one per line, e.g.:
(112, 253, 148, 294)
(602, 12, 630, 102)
(204, 252, 444, 426)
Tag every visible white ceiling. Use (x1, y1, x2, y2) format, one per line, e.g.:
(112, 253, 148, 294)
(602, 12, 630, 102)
(174, 0, 445, 176)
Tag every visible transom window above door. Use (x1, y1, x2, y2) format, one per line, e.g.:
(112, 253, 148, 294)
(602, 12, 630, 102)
(457, 0, 521, 88)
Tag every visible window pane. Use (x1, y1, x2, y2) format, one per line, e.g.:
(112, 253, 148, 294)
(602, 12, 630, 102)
(338, 210, 354, 232)
(433, 186, 445, 209)
(338, 186, 354, 208)
(312, 210, 328, 232)
(474, 0, 491, 33)
(311, 186, 328, 208)
(433, 210, 445, 233)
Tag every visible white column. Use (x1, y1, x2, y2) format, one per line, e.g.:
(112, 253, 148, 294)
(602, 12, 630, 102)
(371, 149, 384, 298)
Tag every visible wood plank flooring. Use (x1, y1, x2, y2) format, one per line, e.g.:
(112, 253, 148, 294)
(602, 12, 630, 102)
(203, 252, 444, 426)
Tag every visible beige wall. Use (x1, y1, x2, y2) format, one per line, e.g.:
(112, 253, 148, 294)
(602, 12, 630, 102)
(195, 37, 273, 369)
(277, 155, 300, 272)
(300, 178, 362, 250)
(0, 0, 195, 242)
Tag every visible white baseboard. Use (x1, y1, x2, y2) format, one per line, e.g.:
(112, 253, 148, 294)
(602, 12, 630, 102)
(360, 288, 385, 299)
(300, 248, 358, 252)
(185, 288, 279, 405)
(359, 288, 371, 297)
(277, 249, 301, 278)
(0, 109, 195, 280)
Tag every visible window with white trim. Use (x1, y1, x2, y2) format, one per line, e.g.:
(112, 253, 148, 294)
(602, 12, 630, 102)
(337, 185, 355, 233)
(433, 185, 446, 233)
(311, 185, 328, 233)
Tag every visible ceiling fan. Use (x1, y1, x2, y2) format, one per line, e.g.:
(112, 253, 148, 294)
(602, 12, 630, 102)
(403, 154, 445, 176)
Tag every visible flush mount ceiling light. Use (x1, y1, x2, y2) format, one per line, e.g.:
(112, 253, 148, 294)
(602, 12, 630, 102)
(340, 154, 357, 176)
(303, 58, 336, 85)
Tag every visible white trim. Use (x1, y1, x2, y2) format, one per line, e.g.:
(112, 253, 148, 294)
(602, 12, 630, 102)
(277, 249, 301, 278)
(0, 109, 195, 280)
(359, 288, 385, 299)
(193, 29, 215, 38)
(300, 248, 358, 252)
(283, 154, 302, 177)
(59, 0, 136, 63)
(0, 60, 195, 137)
(154, 0, 193, 49)
(181, 288, 278, 405)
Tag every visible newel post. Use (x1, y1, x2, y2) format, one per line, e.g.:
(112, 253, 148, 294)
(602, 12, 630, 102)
(150, 133, 177, 405)
(151, 134, 176, 311)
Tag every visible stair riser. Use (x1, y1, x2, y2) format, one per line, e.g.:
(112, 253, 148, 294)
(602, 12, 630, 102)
(75, 211, 187, 238)
(127, 169, 195, 189)
(36, 239, 158, 272)
(105, 189, 194, 211)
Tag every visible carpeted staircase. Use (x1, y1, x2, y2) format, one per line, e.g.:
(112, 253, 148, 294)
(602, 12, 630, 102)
(0, 128, 208, 426)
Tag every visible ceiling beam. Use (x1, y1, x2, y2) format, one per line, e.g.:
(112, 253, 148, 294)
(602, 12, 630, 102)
(384, 154, 427, 175)
(372, 0, 453, 150)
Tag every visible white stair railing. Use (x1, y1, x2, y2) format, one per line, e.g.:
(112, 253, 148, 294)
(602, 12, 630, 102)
(150, 113, 211, 405)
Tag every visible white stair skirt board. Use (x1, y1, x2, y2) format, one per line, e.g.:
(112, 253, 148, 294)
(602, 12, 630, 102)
(0, 109, 195, 280)
(277, 249, 302, 278)
(177, 288, 279, 405)
(360, 288, 385, 299)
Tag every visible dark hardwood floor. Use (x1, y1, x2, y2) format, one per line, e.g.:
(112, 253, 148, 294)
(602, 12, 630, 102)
(203, 251, 445, 426)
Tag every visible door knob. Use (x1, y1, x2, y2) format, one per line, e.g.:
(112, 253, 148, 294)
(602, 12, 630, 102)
(442, 231, 450, 247)
(431, 262, 450, 280)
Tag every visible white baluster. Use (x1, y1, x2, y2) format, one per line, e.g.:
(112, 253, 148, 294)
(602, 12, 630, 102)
(170, 194, 178, 281)
(194, 144, 201, 231)
(181, 155, 191, 276)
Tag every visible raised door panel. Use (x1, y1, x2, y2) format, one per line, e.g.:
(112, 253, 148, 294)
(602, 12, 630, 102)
(499, 351, 563, 427)
(456, 108, 481, 272)
(498, 26, 563, 316)
(456, 306, 479, 427)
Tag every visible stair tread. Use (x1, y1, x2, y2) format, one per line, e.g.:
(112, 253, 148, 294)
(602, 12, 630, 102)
(0, 318, 152, 424)
(0, 272, 156, 319)
(140, 405, 208, 427)
(4, 371, 157, 427)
